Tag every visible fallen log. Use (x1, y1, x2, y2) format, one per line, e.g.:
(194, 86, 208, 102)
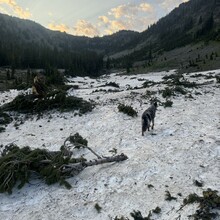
(61, 153, 128, 176)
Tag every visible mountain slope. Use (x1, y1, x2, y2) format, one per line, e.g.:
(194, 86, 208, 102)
(0, 0, 219, 73)
(109, 0, 220, 71)
(0, 13, 105, 75)
(0, 13, 139, 58)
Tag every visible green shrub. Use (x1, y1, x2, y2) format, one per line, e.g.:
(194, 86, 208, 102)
(142, 80, 156, 88)
(183, 189, 220, 220)
(114, 216, 129, 220)
(0, 111, 12, 125)
(162, 87, 173, 98)
(216, 75, 220, 83)
(162, 73, 182, 83)
(94, 203, 102, 213)
(103, 82, 120, 88)
(174, 86, 187, 95)
(152, 207, 161, 214)
(163, 73, 198, 88)
(163, 100, 173, 108)
(0, 111, 13, 132)
(165, 190, 177, 201)
(118, 104, 137, 117)
(178, 80, 197, 88)
(68, 133, 88, 148)
(130, 210, 152, 220)
(0, 127, 5, 133)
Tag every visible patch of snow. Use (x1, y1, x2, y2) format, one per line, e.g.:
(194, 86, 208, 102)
(0, 69, 220, 220)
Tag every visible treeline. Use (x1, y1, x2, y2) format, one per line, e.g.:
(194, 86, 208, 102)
(0, 41, 104, 77)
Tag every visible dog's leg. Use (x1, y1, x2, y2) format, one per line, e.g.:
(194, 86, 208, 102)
(151, 118, 154, 130)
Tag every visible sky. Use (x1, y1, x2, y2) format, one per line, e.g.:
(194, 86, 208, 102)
(0, 0, 189, 37)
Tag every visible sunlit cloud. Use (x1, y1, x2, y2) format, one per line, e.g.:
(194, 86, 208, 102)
(48, 23, 70, 33)
(139, 3, 154, 12)
(109, 4, 129, 19)
(109, 3, 153, 19)
(46, 1, 188, 37)
(73, 19, 100, 37)
(0, 0, 31, 18)
(160, 0, 189, 13)
(104, 20, 128, 35)
(98, 15, 110, 24)
(98, 3, 156, 35)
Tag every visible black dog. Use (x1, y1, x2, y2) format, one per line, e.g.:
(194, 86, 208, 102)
(142, 102, 157, 136)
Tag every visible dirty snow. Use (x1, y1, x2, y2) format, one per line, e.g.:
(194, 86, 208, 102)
(0, 69, 220, 220)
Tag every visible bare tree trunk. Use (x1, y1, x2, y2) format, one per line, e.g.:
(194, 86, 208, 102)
(84, 153, 128, 166)
(61, 153, 128, 176)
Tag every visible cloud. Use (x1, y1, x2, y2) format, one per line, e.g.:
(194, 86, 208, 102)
(139, 3, 154, 12)
(47, 1, 188, 37)
(48, 23, 70, 33)
(98, 3, 156, 35)
(73, 19, 100, 37)
(160, 0, 189, 12)
(47, 20, 100, 37)
(104, 20, 128, 35)
(98, 16, 110, 24)
(109, 4, 129, 19)
(0, 0, 31, 19)
(109, 3, 153, 19)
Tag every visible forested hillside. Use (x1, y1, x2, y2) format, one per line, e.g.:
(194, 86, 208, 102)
(0, 0, 219, 75)
(110, 0, 220, 69)
(0, 13, 104, 76)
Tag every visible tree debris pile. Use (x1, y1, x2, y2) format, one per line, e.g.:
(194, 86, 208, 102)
(0, 90, 95, 114)
(0, 134, 128, 194)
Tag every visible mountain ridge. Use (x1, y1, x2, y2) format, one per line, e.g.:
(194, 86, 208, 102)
(0, 0, 220, 73)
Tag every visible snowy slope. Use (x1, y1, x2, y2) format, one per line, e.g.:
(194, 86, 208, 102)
(0, 69, 220, 220)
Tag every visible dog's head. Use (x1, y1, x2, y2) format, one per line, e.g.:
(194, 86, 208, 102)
(150, 99, 158, 108)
